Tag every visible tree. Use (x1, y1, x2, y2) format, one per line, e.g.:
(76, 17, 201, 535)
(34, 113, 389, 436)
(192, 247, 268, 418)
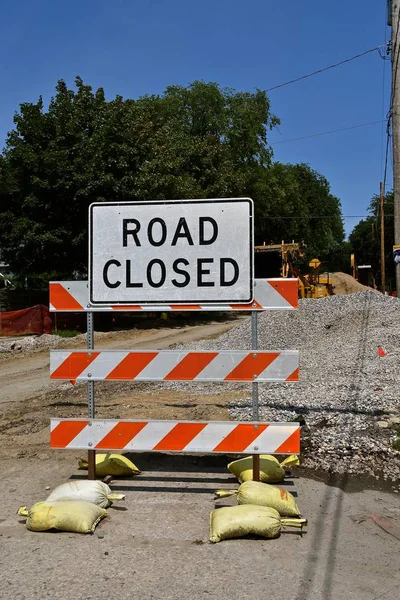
(251, 162, 345, 271)
(349, 191, 394, 290)
(0, 77, 347, 287)
(0, 79, 279, 285)
(0, 79, 110, 283)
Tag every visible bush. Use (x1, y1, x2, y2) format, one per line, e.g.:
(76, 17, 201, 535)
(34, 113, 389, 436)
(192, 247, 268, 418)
(54, 329, 79, 338)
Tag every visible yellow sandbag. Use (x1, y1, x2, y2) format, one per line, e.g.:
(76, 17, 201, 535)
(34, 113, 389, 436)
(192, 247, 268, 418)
(209, 504, 305, 543)
(215, 480, 301, 517)
(46, 480, 125, 508)
(18, 501, 107, 533)
(228, 454, 299, 483)
(78, 453, 141, 477)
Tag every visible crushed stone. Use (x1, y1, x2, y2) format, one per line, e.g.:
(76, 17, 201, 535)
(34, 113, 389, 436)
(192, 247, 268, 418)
(0, 331, 128, 359)
(157, 291, 400, 484)
(1, 290, 399, 484)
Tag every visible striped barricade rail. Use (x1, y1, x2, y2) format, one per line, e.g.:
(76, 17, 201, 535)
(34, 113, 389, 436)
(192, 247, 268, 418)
(50, 419, 300, 454)
(49, 278, 298, 312)
(49, 273, 300, 479)
(50, 349, 299, 382)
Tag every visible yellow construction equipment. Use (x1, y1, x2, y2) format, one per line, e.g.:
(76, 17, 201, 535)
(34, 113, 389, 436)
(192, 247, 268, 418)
(254, 241, 333, 299)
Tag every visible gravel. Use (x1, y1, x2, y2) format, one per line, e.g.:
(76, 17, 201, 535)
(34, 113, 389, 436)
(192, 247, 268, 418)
(2, 290, 399, 485)
(0, 331, 128, 358)
(161, 291, 400, 486)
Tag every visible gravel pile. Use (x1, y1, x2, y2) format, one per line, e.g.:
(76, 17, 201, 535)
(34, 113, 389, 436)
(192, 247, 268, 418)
(165, 291, 400, 487)
(2, 291, 399, 486)
(0, 331, 123, 358)
(0, 334, 69, 355)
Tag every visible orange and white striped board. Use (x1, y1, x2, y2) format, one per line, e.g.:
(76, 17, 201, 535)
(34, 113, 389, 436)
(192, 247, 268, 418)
(49, 279, 298, 312)
(50, 419, 300, 454)
(50, 349, 299, 382)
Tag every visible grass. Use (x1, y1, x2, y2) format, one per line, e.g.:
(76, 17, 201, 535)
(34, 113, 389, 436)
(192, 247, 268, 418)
(53, 329, 79, 338)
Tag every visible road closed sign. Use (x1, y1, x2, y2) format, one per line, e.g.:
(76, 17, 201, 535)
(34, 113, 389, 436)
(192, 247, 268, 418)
(89, 199, 254, 305)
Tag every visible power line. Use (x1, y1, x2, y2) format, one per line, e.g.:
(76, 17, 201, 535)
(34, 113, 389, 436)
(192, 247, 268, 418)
(260, 215, 393, 220)
(266, 44, 387, 92)
(271, 120, 385, 145)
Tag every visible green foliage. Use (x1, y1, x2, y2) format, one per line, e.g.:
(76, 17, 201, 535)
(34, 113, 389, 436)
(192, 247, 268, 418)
(0, 77, 346, 283)
(333, 240, 352, 273)
(53, 329, 79, 338)
(252, 162, 345, 271)
(349, 191, 394, 290)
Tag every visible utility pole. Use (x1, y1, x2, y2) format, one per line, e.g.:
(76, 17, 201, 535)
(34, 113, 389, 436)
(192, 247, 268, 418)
(371, 218, 376, 287)
(391, 1, 400, 295)
(380, 181, 386, 293)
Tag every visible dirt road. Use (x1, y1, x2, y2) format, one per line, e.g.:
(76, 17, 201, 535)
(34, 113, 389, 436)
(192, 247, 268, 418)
(1, 319, 400, 599)
(0, 319, 242, 406)
(2, 454, 400, 600)
(0, 319, 246, 461)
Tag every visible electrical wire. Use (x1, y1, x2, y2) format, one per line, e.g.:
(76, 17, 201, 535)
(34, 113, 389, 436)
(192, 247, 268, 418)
(271, 120, 385, 145)
(266, 44, 388, 92)
(259, 215, 393, 220)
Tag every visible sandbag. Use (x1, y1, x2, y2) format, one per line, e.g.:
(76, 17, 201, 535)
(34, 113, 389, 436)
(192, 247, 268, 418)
(227, 454, 299, 483)
(215, 480, 301, 517)
(209, 504, 305, 543)
(46, 480, 125, 508)
(78, 453, 141, 477)
(18, 501, 107, 533)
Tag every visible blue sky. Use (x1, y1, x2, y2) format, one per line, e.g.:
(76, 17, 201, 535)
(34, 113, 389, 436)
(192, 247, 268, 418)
(0, 0, 391, 236)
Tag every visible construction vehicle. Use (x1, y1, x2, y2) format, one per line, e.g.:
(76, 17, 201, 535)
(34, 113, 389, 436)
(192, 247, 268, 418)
(254, 241, 333, 299)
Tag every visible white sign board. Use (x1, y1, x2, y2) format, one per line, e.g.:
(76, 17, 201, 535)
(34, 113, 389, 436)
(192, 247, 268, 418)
(89, 199, 253, 305)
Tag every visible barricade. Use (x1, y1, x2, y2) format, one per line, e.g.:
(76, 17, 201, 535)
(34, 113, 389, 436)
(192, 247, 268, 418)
(49, 278, 298, 312)
(50, 419, 300, 453)
(49, 278, 300, 480)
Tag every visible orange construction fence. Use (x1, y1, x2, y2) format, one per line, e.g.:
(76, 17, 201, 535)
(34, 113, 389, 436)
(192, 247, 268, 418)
(0, 305, 52, 336)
